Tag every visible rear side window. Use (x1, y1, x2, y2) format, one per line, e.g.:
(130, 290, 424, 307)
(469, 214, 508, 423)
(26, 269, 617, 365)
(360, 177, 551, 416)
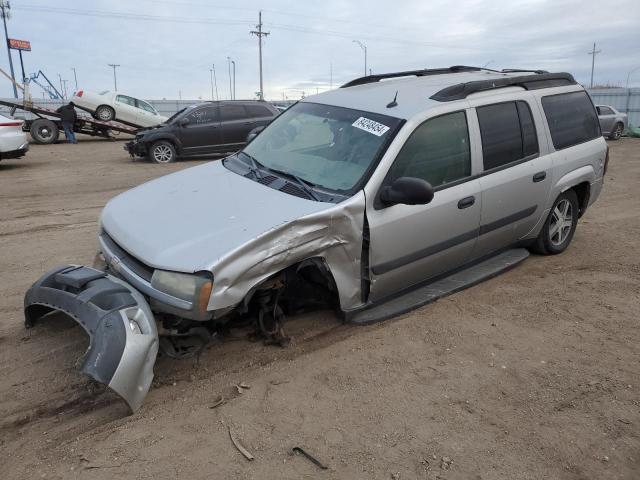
(220, 104, 247, 121)
(388, 111, 471, 188)
(245, 105, 274, 117)
(116, 95, 135, 106)
(477, 101, 539, 171)
(597, 106, 614, 115)
(542, 91, 600, 150)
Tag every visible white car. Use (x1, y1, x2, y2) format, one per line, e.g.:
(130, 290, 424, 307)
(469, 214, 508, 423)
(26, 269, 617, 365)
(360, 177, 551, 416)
(0, 114, 28, 163)
(71, 90, 168, 128)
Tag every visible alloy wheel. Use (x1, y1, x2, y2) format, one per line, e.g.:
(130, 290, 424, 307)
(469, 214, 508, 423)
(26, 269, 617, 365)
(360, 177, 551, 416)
(549, 199, 573, 246)
(153, 145, 173, 163)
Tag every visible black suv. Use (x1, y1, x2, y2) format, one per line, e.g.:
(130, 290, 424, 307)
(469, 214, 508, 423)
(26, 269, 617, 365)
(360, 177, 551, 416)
(125, 100, 279, 163)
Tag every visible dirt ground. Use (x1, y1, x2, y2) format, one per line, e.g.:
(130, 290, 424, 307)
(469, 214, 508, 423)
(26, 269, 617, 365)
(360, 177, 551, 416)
(0, 137, 638, 480)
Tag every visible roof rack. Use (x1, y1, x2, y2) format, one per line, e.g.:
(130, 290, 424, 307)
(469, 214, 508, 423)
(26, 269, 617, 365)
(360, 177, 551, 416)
(430, 72, 576, 102)
(340, 65, 482, 88)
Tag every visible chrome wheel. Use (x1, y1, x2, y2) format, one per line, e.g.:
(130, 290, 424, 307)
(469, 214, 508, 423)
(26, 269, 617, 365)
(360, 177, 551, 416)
(549, 199, 573, 246)
(612, 123, 623, 140)
(153, 145, 173, 163)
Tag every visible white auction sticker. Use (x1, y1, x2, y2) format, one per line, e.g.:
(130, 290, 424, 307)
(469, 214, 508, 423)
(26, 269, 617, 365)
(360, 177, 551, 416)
(352, 117, 390, 136)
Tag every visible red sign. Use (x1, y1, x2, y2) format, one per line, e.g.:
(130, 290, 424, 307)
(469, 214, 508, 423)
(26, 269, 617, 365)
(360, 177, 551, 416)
(8, 39, 31, 51)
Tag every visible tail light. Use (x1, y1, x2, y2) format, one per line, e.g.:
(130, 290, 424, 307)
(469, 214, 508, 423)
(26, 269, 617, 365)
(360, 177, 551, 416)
(0, 121, 23, 127)
(603, 145, 610, 176)
(76, 90, 83, 97)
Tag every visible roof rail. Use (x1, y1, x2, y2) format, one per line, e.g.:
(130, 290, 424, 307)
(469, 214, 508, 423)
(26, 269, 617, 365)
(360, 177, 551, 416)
(340, 65, 482, 88)
(430, 72, 577, 102)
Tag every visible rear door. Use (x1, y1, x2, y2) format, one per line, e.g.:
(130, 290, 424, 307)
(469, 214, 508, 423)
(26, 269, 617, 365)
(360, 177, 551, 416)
(179, 105, 222, 155)
(114, 95, 140, 124)
(469, 98, 551, 260)
(219, 103, 253, 150)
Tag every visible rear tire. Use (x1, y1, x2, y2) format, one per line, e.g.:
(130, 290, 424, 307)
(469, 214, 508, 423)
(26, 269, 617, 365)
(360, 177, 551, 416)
(609, 122, 624, 140)
(148, 140, 176, 163)
(94, 105, 115, 122)
(30, 118, 59, 144)
(532, 190, 579, 255)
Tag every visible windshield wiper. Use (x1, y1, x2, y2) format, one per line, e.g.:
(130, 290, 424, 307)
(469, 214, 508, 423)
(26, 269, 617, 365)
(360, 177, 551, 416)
(237, 151, 264, 180)
(267, 167, 321, 201)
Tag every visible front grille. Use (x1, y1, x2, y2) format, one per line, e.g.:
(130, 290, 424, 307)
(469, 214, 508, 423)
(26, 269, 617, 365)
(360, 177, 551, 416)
(101, 231, 154, 282)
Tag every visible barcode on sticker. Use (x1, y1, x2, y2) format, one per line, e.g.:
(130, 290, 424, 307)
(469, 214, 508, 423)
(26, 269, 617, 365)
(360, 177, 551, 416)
(352, 117, 390, 136)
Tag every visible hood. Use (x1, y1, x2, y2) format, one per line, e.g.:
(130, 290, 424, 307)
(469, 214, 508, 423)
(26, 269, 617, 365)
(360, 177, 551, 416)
(100, 161, 333, 272)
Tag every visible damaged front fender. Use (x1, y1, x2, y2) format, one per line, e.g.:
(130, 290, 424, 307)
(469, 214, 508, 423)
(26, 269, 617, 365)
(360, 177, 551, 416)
(24, 265, 158, 412)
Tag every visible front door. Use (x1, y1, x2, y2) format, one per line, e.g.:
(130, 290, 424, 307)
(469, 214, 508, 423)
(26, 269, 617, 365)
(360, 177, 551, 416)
(367, 110, 482, 302)
(596, 106, 615, 135)
(179, 105, 222, 155)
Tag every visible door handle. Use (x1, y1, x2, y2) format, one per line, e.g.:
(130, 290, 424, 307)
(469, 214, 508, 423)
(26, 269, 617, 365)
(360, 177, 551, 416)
(457, 196, 475, 209)
(533, 171, 546, 182)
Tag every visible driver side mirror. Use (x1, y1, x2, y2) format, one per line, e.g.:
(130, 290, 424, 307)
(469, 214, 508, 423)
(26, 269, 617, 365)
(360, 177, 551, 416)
(379, 177, 434, 207)
(179, 117, 190, 127)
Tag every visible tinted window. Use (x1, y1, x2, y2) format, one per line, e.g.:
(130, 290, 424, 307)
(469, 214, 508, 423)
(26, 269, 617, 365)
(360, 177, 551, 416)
(477, 102, 524, 170)
(187, 106, 218, 124)
(542, 91, 600, 150)
(598, 106, 614, 115)
(517, 101, 539, 158)
(116, 95, 135, 106)
(220, 104, 247, 121)
(246, 105, 274, 117)
(388, 111, 470, 188)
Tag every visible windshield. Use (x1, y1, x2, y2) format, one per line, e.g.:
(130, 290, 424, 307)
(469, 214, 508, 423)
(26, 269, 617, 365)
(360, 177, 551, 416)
(243, 102, 402, 192)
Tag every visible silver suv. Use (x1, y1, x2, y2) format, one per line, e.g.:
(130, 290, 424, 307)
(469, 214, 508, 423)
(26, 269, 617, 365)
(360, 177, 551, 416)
(24, 66, 608, 411)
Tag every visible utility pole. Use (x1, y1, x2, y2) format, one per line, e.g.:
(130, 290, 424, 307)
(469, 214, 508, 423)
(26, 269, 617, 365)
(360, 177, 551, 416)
(0, 1, 17, 98)
(352, 40, 367, 76)
(71, 67, 78, 91)
(61, 79, 68, 99)
(231, 60, 236, 99)
(250, 11, 270, 101)
(212, 63, 218, 100)
(588, 42, 601, 88)
(226, 56, 232, 100)
(108, 63, 120, 91)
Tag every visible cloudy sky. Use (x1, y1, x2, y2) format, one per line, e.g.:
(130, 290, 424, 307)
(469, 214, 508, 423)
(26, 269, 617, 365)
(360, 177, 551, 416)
(3, 0, 639, 101)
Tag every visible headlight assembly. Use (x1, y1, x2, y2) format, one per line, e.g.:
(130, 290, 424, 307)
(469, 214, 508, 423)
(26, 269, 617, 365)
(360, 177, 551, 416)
(151, 270, 213, 314)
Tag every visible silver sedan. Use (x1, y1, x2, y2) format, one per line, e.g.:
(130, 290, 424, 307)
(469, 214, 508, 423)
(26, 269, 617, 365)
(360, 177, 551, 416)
(596, 105, 628, 140)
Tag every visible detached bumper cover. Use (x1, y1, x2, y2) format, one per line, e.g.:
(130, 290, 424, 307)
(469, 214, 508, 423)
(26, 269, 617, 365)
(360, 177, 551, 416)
(24, 265, 158, 412)
(124, 141, 147, 156)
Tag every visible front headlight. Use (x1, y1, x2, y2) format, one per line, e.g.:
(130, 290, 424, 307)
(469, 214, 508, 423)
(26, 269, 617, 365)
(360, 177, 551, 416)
(151, 270, 213, 313)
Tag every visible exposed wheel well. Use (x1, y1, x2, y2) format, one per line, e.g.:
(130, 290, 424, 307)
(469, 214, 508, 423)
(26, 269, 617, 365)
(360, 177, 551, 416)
(570, 181, 590, 218)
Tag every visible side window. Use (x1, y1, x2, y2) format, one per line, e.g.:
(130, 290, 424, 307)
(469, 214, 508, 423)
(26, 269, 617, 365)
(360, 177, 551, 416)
(388, 111, 471, 188)
(245, 105, 274, 117)
(477, 102, 524, 170)
(220, 104, 247, 121)
(598, 106, 613, 115)
(541, 91, 600, 150)
(187, 106, 218, 124)
(517, 101, 539, 158)
(116, 95, 135, 106)
(137, 100, 156, 114)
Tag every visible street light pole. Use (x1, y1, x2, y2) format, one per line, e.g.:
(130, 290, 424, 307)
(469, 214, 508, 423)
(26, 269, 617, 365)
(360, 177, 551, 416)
(227, 56, 232, 100)
(231, 60, 236, 100)
(352, 40, 367, 76)
(212, 63, 219, 101)
(209, 68, 214, 101)
(71, 67, 78, 91)
(108, 63, 120, 91)
(0, 1, 17, 98)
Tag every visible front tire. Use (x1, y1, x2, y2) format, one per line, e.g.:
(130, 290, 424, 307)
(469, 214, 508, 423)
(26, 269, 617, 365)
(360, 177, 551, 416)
(94, 105, 115, 122)
(532, 190, 579, 255)
(149, 141, 176, 163)
(609, 122, 624, 140)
